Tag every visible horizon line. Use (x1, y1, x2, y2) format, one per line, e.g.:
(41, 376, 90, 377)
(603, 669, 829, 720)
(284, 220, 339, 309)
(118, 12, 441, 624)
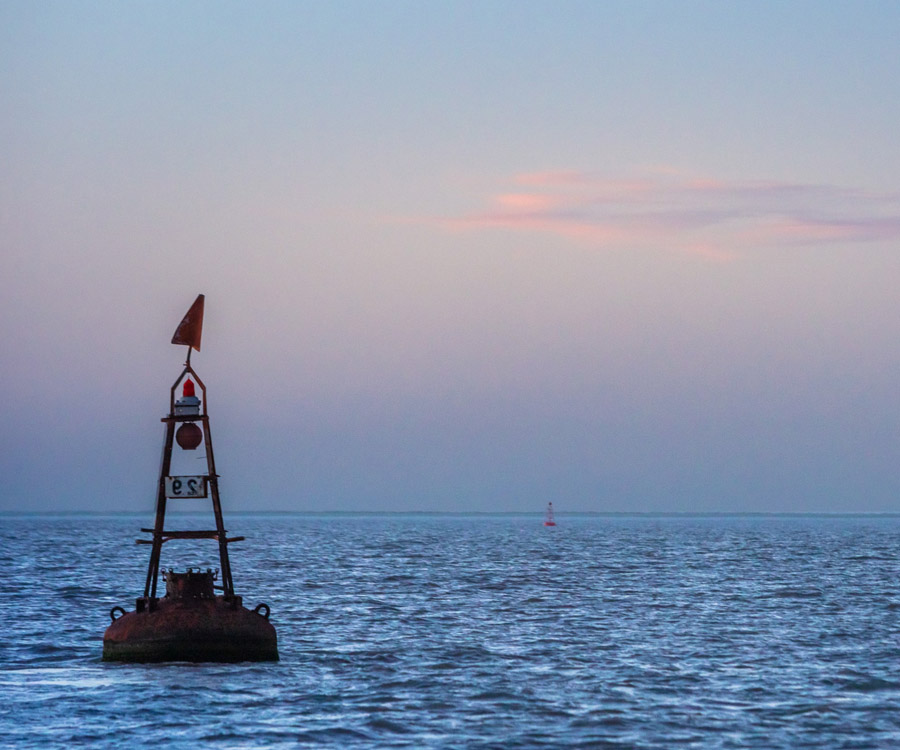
(4, 510, 900, 518)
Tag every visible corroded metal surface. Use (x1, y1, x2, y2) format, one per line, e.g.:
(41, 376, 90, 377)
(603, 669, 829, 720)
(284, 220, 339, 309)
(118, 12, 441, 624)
(175, 421, 203, 449)
(103, 596, 278, 663)
(164, 568, 216, 599)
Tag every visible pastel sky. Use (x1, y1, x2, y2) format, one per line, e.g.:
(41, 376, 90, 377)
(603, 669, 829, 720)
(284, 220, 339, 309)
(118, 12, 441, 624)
(3, 1, 900, 513)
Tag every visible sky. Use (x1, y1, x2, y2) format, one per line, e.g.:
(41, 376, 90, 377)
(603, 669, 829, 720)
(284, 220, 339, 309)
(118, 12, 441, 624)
(3, 1, 900, 513)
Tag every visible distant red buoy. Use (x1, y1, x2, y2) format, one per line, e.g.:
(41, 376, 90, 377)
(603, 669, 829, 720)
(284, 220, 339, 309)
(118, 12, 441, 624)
(544, 502, 556, 527)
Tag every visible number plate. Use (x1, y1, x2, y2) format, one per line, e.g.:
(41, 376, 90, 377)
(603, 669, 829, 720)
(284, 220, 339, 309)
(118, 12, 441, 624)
(165, 476, 208, 498)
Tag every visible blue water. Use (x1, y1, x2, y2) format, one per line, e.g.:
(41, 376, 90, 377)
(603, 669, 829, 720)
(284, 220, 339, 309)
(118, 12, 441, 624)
(3, 514, 900, 748)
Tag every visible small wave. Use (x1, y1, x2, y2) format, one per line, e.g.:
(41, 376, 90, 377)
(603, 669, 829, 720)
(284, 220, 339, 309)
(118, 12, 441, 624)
(769, 587, 824, 599)
(840, 676, 900, 692)
(366, 717, 412, 733)
(777, 702, 838, 717)
(468, 689, 523, 701)
(571, 713, 628, 728)
(293, 727, 374, 742)
(199, 732, 254, 742)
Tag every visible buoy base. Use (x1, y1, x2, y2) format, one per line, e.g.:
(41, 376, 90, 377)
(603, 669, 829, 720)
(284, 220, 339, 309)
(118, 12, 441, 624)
(103, 595, 278, 663)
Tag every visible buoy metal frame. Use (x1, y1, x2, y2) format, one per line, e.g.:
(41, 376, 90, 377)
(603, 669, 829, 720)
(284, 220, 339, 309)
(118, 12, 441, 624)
(103, 296, 278, 662)
(138, 361, 239, 604)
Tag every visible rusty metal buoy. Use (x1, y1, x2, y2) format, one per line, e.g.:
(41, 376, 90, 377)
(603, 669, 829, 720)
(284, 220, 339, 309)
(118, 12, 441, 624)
(103, 295, 278, 662)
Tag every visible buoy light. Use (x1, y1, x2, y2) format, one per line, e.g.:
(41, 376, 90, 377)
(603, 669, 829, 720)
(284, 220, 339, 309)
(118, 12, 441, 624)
(174, 378, 203, 449)
(174, 379, 201, 416)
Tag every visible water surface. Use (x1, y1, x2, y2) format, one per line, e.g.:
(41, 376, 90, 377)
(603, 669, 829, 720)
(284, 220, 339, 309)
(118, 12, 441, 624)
(2, 514, 900, 748)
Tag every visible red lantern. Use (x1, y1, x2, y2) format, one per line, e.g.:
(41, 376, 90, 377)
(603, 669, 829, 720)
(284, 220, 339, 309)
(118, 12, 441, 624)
(175, 422, 203, 450)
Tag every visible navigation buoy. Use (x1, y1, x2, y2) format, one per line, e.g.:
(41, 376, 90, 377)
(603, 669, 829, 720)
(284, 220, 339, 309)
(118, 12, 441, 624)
(544, 502, 556, 527)
(103, 295, 278, 662)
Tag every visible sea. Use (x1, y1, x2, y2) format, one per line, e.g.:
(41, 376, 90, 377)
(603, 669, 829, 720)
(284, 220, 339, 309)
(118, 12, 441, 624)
(2, 513, 900, 749)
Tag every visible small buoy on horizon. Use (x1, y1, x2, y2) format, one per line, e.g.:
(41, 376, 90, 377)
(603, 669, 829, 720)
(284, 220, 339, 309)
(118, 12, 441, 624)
(544, 502, 556, 527)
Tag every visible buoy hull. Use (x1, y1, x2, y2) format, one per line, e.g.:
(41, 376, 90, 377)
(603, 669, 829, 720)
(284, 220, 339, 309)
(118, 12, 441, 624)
(103, 596, 278, 663)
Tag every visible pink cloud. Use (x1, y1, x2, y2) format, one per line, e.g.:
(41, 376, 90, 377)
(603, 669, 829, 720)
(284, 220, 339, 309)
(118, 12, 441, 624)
(427, 169, 900, 259)
(493, 193, 560, 212)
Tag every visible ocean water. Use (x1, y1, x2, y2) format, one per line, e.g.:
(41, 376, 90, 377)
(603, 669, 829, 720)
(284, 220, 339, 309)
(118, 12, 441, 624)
(2, 513, 900, 748)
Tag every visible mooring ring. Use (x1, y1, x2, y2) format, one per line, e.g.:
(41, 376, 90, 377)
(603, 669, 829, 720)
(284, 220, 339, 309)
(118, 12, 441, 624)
(254, 603, 271, 620)
(110, 606, 127, 623)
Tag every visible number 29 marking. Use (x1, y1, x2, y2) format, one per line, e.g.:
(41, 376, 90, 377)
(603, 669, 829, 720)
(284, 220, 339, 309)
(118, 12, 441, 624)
(165, 476, 207, 498)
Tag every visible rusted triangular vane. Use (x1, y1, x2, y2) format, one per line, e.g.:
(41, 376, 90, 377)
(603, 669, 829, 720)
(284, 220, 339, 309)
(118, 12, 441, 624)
(171, 294, 204, 351)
